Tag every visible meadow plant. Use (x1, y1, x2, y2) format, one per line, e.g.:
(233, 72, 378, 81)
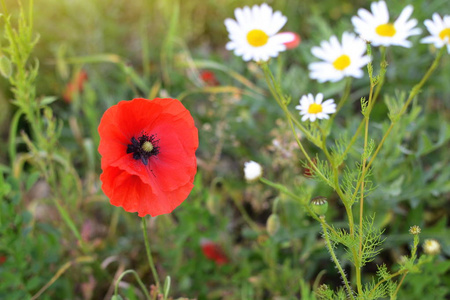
(225, 2, 448, 299)
(1, 0, 449, 299)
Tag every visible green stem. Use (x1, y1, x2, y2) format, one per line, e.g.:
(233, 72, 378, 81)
(391, 273, 407, 299)
(340, 47, 386, 164)
(318, 126, 355, 235)
(368, 269, 406, 298)
(231, 195, 261, 233)
(114, 269, 151, 300)
(349, 46, 445, 205)
(321, 220, 355, 300)
(355, 63, 377, 296)
(326, 77, 352, 133)
(260, 177, 338, 236)
(371, 46, 387, 108)
(261, 62, 318, 145)
(9, 110, 23, 167)
(340, 121, 364, 163)
(260, 62, 330, 186)
(142, 217, 162, 293)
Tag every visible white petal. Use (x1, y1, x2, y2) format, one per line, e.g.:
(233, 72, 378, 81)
(395, 5, 413, 26)
(421, 36, 436, 44)
(226, 41, 236, 50)
(315, 93, 324, 104)
(311, 46, 329, 61)
(374, 1, 389, 23)
(268, 11, 287, 35)
(424, 19, 439, 35)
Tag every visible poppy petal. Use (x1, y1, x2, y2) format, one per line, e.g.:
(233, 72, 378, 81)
(99, 98, 198, 217)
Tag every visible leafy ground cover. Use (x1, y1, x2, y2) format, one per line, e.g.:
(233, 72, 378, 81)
(0, 0, 449, 299)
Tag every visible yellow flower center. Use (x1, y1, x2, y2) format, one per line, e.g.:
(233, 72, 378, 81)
(142, 141, 154, 152)
(375, 23, 396, 37)
(308, 103, 323, 114)
(439, 28, 450, 42)
(247, 29, 269, 47)
(332, 54, 351, 71)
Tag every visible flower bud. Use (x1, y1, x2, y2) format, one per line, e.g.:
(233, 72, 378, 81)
(206, 194, 219, 215)
(310, 196, 328, 216)
(244, 161, 263, 182)
(266, 214, 280, 236)
(409, 225, 421, 235)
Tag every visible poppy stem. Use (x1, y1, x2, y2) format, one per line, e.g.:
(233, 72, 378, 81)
(141, 217, 162, 294)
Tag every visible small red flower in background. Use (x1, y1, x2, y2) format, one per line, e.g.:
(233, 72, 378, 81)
(63, 70, 88, 103)
(98, 98, 198, 217)
(199, 70, 219, 86)
(278, 32, 301, 50)
(0, 255, 6, 265)
(200, 239, 229, 265)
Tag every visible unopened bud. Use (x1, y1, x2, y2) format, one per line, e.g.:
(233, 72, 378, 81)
(266, 214, 280, 236)
(409, 225, 421, 235)
(310, 196, 328, 216)
(206, 194, 219, 215)
(315, 284, 331, 299)
(244, 161, 263, 181)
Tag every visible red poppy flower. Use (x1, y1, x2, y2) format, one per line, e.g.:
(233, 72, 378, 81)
(199, 70, 219, 86)
(0, 255, 6, 265)
(278, 32, 301, 50)
(98, 98, 198, 217)
(200, 239, 229, 265)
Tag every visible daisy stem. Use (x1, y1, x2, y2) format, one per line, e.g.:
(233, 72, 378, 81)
(325, 77, 352, 134)
(350, 46, 445, 206)
(340, 46, 387, 163)
(371, 46, 387, 106)
(354, 50, 380, 294)
(321, 219, 355, 300)
(260, 63, 330, 187)
(142, 217, 162, 294)
(318, 125, 355, 235)
(355, 81, 373, 296)
(260, 62, 319, 145)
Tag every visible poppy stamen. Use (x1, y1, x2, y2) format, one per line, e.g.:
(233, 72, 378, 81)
(127, 134, 160, 165)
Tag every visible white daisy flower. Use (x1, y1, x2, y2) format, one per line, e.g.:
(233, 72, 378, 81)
(421, 13, 450, 53)
(309, 32, 371, 83)
(244, 161, 263, 181)
(295, 93, 336, 122)
(351, 1, 421, 48)
(224, 3, 292, 61)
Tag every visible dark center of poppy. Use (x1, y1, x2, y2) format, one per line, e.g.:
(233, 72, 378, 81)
(127, 134, 160, 165)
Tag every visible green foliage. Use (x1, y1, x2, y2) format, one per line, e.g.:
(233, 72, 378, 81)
(398, 259, 450, 300)
(310, 157, 335, 189)
(0, 0, 449, 299)
(359, 216, 385, 267)
(341, 162, 374, 206)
